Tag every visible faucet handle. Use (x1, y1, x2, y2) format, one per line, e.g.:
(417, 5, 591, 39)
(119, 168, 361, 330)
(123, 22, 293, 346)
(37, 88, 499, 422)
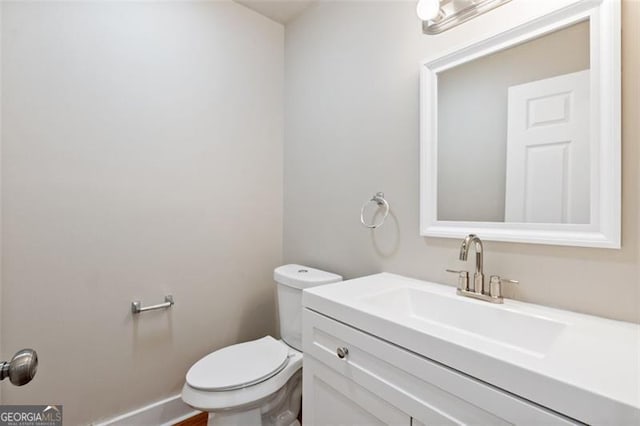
(446, 269, 469, 291)
(489, 275, 519, 299)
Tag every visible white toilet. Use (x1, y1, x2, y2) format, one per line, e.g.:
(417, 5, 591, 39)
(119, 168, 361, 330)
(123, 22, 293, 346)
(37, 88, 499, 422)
(182, 264, 342, 426)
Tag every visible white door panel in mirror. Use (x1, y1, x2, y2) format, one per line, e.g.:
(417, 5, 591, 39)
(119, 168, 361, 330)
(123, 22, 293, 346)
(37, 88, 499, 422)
(505, 70, 590, 224)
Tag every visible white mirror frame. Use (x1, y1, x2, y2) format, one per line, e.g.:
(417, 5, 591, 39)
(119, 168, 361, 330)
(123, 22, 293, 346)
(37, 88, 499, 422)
(420, 0, 620, 248)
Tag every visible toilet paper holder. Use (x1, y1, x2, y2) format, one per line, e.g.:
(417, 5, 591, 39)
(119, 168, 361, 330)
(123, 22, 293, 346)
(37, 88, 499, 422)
(131, 295, 174, 314)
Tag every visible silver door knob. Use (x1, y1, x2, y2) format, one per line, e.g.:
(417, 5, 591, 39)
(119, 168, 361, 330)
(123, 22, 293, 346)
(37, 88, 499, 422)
(336, 347, 349, 359)
(0, 349, 38, 386)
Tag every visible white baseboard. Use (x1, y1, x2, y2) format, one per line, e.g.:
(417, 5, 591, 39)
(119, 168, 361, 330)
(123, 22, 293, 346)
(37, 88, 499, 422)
(94, 394, 201, 426)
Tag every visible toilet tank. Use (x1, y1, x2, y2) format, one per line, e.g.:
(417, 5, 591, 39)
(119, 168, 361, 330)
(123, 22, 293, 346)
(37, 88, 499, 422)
(274, 264, 342, 351)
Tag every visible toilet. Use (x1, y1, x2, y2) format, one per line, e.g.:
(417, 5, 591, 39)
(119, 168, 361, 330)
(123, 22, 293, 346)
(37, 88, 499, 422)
(182, 264, 342, 426)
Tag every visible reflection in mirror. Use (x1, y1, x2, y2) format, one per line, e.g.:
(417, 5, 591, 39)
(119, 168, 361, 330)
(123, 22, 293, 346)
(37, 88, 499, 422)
(437, 21, 590, 224)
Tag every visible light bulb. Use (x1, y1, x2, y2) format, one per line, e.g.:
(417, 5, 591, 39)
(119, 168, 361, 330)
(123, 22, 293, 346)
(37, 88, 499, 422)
(416, 0, 440, 21)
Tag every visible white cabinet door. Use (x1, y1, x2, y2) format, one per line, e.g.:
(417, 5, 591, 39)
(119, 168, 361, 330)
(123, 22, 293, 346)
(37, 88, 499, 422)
(303, 356, 410, 426)
(505, 69, 590, 224)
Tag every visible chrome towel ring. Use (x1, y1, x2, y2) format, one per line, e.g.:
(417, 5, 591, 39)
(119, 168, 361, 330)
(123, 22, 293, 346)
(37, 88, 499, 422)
(360, 192, 390, 229)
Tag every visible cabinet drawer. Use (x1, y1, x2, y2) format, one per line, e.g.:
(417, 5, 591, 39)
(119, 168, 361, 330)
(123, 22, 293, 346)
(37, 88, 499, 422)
(303, 308, 580, 425)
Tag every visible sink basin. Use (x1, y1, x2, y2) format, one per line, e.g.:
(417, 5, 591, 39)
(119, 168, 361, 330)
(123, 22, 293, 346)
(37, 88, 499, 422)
(359, 286, 566, 357)
(303, 272, 640, 422)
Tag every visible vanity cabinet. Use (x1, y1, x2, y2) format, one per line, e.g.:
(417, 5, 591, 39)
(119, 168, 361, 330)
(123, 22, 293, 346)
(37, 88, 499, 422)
(302, 309, 579, 425)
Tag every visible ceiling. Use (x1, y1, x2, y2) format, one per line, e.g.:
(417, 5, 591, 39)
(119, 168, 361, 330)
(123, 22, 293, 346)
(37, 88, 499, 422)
(234, 0, 317, 24)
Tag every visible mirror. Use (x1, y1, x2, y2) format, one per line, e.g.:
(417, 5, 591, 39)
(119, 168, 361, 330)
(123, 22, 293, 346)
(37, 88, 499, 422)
(420, 0, 620, 248)
(438, 21, 589, 224)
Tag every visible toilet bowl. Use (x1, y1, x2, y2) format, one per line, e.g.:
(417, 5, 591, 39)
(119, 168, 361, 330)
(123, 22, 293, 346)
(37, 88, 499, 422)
(182, 337, 303, 426)
(182, 265, 341, 426)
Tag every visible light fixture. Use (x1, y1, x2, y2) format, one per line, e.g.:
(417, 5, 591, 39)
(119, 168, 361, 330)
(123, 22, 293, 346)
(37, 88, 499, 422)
(418, 0, 513, 35)
(416, 0, 441, 21)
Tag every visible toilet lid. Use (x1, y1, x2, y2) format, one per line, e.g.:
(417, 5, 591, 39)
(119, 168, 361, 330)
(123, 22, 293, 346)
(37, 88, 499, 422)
(186, 336, 290, 391)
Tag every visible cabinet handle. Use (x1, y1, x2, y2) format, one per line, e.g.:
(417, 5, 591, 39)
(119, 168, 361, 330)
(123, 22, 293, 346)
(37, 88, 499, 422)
(336, 347, 349, 359)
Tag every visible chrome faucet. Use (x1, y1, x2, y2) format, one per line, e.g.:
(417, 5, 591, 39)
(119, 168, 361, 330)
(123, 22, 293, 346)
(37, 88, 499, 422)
(446, 234, 518, 304)
(459, 234, 484, 294)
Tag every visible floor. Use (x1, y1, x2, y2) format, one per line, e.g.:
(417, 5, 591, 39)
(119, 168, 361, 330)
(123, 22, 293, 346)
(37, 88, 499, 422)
(175, 408, 303, 425)
(175, 412, 207, 426)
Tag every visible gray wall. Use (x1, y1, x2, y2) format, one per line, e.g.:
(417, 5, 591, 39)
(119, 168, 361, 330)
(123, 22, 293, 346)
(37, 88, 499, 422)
(1, 1, 283, 423)
(284, 0, 639, 323)
(437, 21, 589, 222)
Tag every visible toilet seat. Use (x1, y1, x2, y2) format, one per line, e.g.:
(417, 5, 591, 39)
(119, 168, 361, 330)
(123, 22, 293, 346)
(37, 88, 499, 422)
(186, 336, 289, 391)
(182, 338, 303, 412)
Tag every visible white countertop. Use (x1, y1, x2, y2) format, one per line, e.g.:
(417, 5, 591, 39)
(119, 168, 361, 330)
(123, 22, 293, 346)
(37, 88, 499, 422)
(303, 273, 640, 424)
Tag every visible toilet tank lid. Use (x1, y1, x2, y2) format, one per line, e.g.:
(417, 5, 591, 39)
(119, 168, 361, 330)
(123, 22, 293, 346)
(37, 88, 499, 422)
(274, 264, 342, 289)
